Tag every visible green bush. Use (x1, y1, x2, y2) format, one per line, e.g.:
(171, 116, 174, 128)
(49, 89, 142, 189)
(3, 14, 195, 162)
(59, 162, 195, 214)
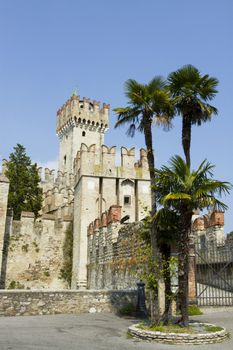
(119, 303, 135, 316)
(188, 305, 203, 316)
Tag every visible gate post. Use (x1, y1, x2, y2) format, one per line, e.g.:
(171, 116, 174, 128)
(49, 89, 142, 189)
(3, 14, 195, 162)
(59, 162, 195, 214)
(188, 233, 197, 304)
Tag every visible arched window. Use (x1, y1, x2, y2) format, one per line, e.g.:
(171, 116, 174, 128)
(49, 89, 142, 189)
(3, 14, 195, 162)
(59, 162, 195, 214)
(82, 131, 86, 137)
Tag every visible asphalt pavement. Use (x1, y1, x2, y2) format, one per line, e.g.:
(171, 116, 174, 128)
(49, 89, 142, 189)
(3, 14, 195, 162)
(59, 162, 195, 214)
(0, 309, 232, 350)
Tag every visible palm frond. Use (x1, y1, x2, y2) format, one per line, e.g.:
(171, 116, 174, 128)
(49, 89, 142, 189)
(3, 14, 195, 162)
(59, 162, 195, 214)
(167, 64, 218, 131)
(199, 75, 219, 100)
(162, 192, 191, 204)
(168, 65, 200, 94)
(114, 76, 175, 139)
(153, 115, 173, 131)
(148, 76, 167, 94)
(154, 155, 231, 215)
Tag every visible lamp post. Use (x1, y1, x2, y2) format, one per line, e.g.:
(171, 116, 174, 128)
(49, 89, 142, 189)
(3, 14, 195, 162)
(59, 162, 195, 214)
(136, 280, 148, 318)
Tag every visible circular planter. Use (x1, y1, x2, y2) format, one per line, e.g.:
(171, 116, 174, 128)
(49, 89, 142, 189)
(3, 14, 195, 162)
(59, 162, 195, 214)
(128, 322, 229, 345)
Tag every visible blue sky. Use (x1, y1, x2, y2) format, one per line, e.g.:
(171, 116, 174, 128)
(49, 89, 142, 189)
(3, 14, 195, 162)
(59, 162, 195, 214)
(0, 0, 232, 231)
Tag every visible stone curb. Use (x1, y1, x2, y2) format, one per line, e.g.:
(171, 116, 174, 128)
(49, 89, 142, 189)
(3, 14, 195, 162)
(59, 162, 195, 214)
(128, 322, 229, 345)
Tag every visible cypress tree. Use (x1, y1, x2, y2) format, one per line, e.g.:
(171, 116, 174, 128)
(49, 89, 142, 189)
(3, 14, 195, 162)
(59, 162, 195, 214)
(5, 144, 42, 219)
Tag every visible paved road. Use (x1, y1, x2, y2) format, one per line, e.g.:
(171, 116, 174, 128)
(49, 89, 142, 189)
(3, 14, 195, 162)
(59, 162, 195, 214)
(0, 310, 233, 350)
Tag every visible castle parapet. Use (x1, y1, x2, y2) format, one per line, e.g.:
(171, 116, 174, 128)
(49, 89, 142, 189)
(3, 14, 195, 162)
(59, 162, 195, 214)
(209, 211, 224, 227)
(192, 217, 205, 231)
(193, 211, 225, 245)
(38, 167, 74, 216)
(87, 205, 122, 268)
(74, 144, 150, 183)
(38, 167, 74, 188)
(56, 95, 109, 136)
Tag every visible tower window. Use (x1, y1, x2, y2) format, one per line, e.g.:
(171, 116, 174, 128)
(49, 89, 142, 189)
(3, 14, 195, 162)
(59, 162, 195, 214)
(82, 131, 86, 137)
(64, 155, 66, 165)
(124, 195, 131, 205)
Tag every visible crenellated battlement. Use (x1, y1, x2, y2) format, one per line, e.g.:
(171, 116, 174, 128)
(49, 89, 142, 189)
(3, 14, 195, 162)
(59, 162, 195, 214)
(56, 95, 110, 137)
(38, 167, 74, 188)
(192, 211, 225, 245)
(38, 167, 74, 216)
(74, 143, 150, 183)
(86, 206, 144, 289)
(87, 205, 122, 236)
(192, 211, 224, 232)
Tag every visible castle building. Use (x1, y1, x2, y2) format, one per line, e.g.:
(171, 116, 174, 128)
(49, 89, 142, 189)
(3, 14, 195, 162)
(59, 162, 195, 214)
(55, 94, 151, 289)
(0, 93, 227, 292)
(0, 93, 152, 290)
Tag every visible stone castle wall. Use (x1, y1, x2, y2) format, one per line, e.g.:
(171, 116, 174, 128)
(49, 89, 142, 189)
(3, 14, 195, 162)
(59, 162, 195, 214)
(4, 211, 72, 290)
(87, 208, 227, 293)
(87, 205, 143, 290)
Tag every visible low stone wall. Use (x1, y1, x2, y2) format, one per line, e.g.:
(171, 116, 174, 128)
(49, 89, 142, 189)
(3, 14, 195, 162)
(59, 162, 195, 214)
(0, 289, 137, 317)
(128, 323, 229, 345)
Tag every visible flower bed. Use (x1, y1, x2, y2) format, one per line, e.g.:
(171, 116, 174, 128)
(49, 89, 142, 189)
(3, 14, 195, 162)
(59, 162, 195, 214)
(128, 322, 229, 345)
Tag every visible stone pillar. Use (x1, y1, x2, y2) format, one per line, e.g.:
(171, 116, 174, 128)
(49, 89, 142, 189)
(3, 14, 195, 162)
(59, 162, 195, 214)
(0, 175, 9, 282)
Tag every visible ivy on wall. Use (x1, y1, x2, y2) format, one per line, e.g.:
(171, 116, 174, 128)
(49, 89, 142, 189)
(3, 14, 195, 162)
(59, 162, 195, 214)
(59, 223, 73, 287)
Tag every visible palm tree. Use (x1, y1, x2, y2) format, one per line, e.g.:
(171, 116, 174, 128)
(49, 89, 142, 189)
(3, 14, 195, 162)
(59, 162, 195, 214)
(114, 77, 174, 320)
(167, 65, 218, 168)
(114, 77, 174, 181)
(154, 155, 231, 326)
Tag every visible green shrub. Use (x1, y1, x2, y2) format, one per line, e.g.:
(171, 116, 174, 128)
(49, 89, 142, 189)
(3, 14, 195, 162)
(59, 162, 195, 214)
(188, 305, 203, 316)
(119, 303, 135, 316)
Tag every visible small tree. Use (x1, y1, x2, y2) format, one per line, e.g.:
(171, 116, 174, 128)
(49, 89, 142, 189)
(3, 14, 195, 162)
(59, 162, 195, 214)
(5, 144, 42, 219)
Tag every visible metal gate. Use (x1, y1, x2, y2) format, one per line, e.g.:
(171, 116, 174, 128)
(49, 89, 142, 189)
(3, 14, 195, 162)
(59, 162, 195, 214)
(195, 239, 233, 306)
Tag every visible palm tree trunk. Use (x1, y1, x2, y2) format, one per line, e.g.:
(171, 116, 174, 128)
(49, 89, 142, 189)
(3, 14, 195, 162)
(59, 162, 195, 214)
(160, 243, 173, 324)
(182, 115, 191, 168)
(178, 210, 192, 327)
(144, 120, 161, 321)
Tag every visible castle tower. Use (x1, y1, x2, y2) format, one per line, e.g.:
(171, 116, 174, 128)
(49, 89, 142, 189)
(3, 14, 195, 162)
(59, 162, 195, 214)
(56, 93, 110, 174)
(72, 144, 151, 289)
